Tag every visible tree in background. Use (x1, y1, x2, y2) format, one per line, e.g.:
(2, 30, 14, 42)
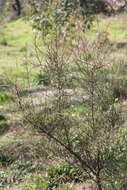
(12, 0, 22, 16)
(0, 0, 22, 20)
(29, 0, 106, 31)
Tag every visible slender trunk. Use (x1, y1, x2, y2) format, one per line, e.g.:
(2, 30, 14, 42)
(96, 176, 103, 190)
(12, 0, 21, 16)
(15, 0, 21, 15)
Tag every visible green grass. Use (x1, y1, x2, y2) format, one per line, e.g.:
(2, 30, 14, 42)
(86, 13, 127, 42)
(0, 19, 33, 46)
(0, 19, 35, 84)
(0, 91, 13, 104)
(67, 105, 88, 117)
(0, 14, 127, 86)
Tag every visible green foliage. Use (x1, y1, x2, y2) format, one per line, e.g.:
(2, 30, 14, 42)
(20, 46, 28, 52)
(0, 92, 13, 104)
(24, 163, 84, 190)
(30, 0, 99, 36)
(34, 71, 51, 86)
(24, 176, 48, 190)
(0, 152, 10, 167)
(46, 164, 80, 189)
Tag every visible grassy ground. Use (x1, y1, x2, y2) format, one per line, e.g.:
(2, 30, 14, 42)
(0, 19, 41, 190)
(0, 14, 127, 82)
(0, 13, 127, 190)
(86, 13, 127, 42)
(0, 19, 35, 84)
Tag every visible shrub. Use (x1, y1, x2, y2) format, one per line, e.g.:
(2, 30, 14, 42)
(13, 6, 127, 190)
